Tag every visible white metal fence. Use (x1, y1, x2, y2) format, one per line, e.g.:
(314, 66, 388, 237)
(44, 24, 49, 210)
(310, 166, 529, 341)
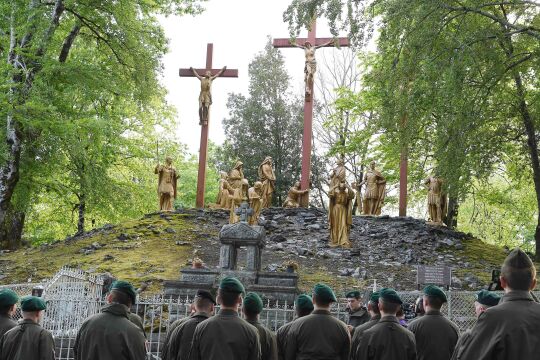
(2, 269, 538, 360)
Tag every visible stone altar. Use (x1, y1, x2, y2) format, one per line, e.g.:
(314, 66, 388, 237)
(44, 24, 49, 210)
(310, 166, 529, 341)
(164, 201, 298, 302)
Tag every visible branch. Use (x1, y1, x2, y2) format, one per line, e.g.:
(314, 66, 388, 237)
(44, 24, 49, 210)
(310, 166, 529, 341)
(58, 22, 81, 63)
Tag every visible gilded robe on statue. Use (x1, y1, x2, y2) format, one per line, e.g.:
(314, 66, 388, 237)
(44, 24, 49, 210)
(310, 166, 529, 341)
(154, 157, 178, 211)
(258, 157, 276, 208)
(248, 182, 263, 225)
(229, 161, 244, 189)
(216, 171, 231, 209)
(361, 161, 386, 215)
(229, 179, 249, 224)
(424, 176, 447, 224)
(328, 182, 355, 248)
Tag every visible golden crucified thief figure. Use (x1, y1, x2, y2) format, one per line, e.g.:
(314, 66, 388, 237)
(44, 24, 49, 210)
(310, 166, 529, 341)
(190, 66, 227, 125)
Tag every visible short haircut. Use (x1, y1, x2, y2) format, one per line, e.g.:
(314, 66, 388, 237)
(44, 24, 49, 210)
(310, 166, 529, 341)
(379, 299, 400, 314)
(296, 308, 313, 317)
(243, 308, 258, 319)
(109, 289, 132, 307)
(501, 264, 536, 291)
(218, 289, 241, 307)
(0, 304, 13, 316)
(312, 294, 332, 307)
(194, 296, 213, 312)
(425, 295, 443, 310)
(368, 301, 380, 314)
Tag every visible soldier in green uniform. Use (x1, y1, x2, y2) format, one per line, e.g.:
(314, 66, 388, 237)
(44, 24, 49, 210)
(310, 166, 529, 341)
(276, 294, 313, 360)
(408, 285, 459, 360)
(242, 292, 278, 360)
(351, 291, 381, 358)
(0, 296, 55, 360)
(456, 248, 540, 360)
(0, 289, 18, 339)
(189, 277, 261, 360)
(354, 288, 416, 360)
(162, 302, 196, 359)
(284, 283, 350, 360)
(450, 290, 500, 360)
(74, 280, 146, 360)
(346, 290, 370, 329)
(163, 289, 215, 360)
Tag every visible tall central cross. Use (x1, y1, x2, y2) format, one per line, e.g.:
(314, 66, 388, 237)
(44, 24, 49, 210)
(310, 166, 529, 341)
(273, 20, 349, 207)
(179, 44, 238, 208)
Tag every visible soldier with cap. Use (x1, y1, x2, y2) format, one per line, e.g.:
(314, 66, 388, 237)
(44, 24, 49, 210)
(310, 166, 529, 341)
(350, 291, 381, 357)
(354, 288, 416, 360)
(456, 248, 540, 360)
(189, 277, 261, 360)
(346, 290, 370, 330)
(276, 294, 313, 360)
(74, 280, 146, 360)
(242, 292, 278, 360)
(0, 296, 55, 360)
(162, 302, 196, 357)
(163, 289, 215, 360)
(451, 290, 500, 360)
(408, 285, 459, 360)
(284, 283, 350, 360)
(0, 289, 18, 339)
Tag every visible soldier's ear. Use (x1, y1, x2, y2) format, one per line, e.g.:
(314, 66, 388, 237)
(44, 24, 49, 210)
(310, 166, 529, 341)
(499, 276, 508, 290)
(530, 277, 537, 291)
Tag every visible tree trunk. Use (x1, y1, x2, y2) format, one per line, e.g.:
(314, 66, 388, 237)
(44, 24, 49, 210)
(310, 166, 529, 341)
(0, 204, 25, 250)
(446, 196, 459, 229)
(76, 196, 85, 236)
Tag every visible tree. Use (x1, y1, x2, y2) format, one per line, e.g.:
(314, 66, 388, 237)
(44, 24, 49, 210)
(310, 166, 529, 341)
(0, 0, 205, 247)
(222, 38, 303, 205)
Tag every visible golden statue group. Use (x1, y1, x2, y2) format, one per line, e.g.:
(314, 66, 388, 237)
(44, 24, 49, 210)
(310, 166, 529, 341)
(154, 155, 447, 247)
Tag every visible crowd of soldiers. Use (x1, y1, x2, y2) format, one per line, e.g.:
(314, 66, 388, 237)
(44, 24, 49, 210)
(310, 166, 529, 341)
(0, 247, 538, 359)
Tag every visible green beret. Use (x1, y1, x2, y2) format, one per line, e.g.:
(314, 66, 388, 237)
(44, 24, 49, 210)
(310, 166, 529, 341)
(369, 291, 380, 304)
(313, 283, 337, 303)
(219, 276, 245, 294)
(295, 294, 314, 312)
(20, 296, 46, 311)
(243, 292, 263, 314)
(379, 288, 402, 305)
(345, 290, 361, 299)
(0, 289, 18, 307)
(476, 290, 500, 307)
(423, 285, 447, 303)
(111, 280, 137, 304)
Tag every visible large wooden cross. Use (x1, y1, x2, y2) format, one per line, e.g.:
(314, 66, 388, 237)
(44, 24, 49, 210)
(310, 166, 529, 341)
(179, 44, 238, 208)
(273, 20, 349, 207)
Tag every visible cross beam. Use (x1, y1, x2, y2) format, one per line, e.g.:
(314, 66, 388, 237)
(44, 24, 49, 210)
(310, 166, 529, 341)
(179, 43, 238, 208)
(273, 20, 349, 207)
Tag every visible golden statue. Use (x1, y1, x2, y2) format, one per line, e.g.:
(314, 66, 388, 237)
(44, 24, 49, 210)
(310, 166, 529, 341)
(228, 161, 245, 189)
(293, 40, 333, 98)
(229, 179, 249, 224)
(216, 171, 231, 210)
(258, 156, 276, 208)
(248, 181, 263, 225)
(283, 182, 309, 208)
(424, 176, 447, 224)
(328, 181, 355, 248)
(360, 161, 386, 215)
(329, 158, 346, 191)
(154, 157, 178, 211)
(351, 181, 363, 215)
(190, 66, 227, 125)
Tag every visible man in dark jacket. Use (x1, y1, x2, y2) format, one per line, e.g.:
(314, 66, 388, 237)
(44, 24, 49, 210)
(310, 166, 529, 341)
(189, 277, 261, 360)
(0, 296, 55, 360)
(276, 294, 313, 360)
(73, 280, 146, 360)
(354, 288, 416, 360)
(408, 285, 459, 360)
(284, 283, 350, 360)
(456, 248, 540, 360)
(242, 292, 278, 360)
(163, 290, 215, 360)
(0, 289, 18, 339)
(351, 291, 380, 357)
(346, 290, 369, 329)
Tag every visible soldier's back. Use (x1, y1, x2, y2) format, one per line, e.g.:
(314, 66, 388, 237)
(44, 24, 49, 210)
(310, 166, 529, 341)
(0, 315, 17, 340)
(167, 312, 209, 360)
(355, 316, 416, 360)
(351, 315, 381, 358)
(456, 291, 540, 360)
(408, 310, 459, 360)
(0, 319, 55, 360)
(248, 320, 278, 360)
(285, 309, 350, 360)
(190, 309, 260, 360)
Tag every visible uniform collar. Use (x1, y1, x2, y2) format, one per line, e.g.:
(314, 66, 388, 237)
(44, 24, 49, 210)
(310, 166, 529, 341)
(501, 290, 535, 303)
(370, 314, 381, 321)
(18, 319, 40, 327)
(379, 315, 399, 323)
(218, 309, 239, 317)
(350, 307, 367, 316)
(102, 303, 130, 318)
(246, 319, 260, 326)
(312, 309, 332, 315)
(192, 312, 210, 319)
(425, 309, 442, 316)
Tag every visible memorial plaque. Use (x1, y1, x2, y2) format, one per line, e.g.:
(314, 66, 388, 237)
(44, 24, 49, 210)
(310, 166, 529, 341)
(417, 265, 452, 289)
